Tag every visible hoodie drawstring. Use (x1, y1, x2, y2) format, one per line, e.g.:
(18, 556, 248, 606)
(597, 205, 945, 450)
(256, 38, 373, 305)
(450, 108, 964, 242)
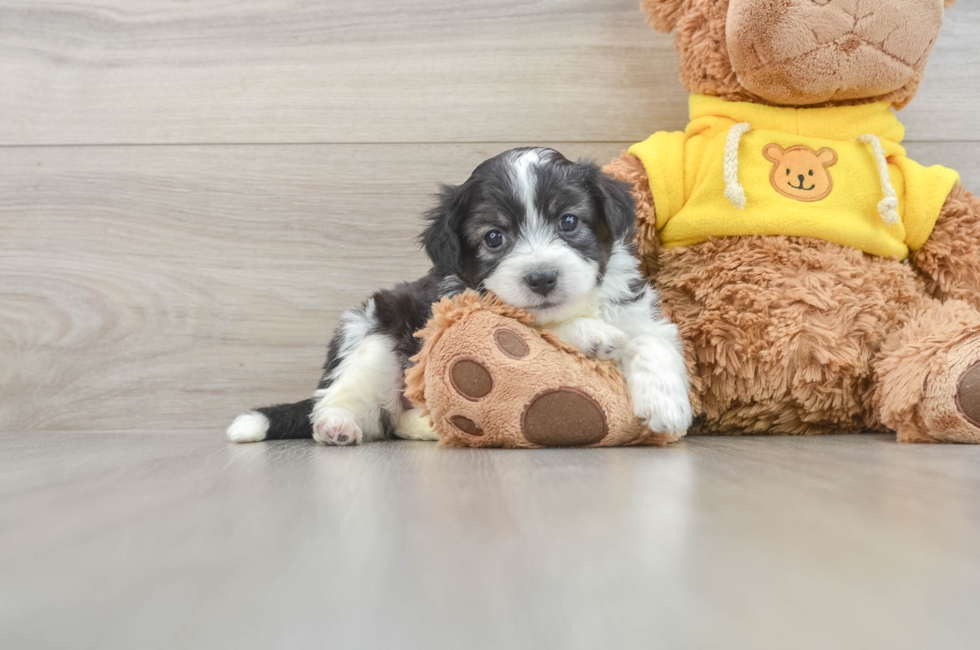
(855, 133, 901, 225)
(723, 122, 753, 210)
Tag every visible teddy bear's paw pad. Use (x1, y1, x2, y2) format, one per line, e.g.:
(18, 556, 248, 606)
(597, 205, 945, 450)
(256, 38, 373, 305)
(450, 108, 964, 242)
(956, 361, 980, 428)
(450, 359, 493, 400)
(919, 337, 980, 443)
(450, 415, 484, 437)
(494, 328, 529, 359)
(521, 388, 607, 447)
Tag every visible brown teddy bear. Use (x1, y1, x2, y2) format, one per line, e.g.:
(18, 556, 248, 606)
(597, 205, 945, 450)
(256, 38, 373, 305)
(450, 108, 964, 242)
(603, 0, 980, 443)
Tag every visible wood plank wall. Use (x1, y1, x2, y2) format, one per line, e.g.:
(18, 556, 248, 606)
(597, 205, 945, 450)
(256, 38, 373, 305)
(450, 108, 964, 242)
(2, 1, 979, 433)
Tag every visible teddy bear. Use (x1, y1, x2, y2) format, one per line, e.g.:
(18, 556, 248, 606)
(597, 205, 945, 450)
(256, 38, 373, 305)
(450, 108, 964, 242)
(601, 0, 980, 443)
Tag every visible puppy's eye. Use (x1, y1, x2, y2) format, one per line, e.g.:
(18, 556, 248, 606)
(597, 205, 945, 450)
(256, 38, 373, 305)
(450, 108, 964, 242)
(809, 170, 814, 176)
(484, 230, 505, 249)
(559, 214, 578, 232)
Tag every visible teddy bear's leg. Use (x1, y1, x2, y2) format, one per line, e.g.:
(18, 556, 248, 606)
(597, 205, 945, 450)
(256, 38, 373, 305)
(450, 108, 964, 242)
(910, 185, 980, 311)
(874, 298, 980, 443)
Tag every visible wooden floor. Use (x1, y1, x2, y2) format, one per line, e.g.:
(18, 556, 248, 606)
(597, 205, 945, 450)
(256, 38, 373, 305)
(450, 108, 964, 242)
(3, 431, 980, 649)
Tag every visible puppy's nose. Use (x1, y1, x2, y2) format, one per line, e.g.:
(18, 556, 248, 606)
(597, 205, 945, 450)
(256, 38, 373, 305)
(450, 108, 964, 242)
(524, 270, 558, 296)
(798, 174, 806, 184)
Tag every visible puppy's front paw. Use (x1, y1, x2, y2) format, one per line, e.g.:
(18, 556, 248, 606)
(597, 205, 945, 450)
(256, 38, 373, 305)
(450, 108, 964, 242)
(556, 319, 627, 360)
(631, 376, 693, 435)
(313, 408, 363, 446)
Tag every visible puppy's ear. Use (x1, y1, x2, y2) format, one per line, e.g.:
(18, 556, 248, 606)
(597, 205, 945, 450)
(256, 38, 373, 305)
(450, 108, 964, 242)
(639, 0, 686, 33)
(420, 184, 463, 276)
(945, 0, 957, 9)
(596, 169, 637, 243)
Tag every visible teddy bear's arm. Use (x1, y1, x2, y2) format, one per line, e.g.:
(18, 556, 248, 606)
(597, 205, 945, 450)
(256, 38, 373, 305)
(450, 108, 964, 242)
(910, 185, 980, 312)
(603, 152, 662, 277)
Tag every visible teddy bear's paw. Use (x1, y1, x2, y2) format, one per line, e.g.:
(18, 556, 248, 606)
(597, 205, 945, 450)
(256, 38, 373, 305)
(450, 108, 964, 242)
(313, 407, 363, 446)
(552, 318, 627, 360)
(395, 408, 439, 441)
(913, 336, 980, 444)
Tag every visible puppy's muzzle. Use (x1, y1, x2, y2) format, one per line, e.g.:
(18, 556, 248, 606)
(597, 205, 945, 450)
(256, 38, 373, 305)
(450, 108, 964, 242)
(524, 270, 559, 297)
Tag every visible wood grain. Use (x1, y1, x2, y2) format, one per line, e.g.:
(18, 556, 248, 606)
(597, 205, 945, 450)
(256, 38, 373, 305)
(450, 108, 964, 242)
(2, 141, 978, 433)
(3, 432, 980, 649)
(0, 0, 977, 146)
(0, 142, 631, 432)
(1, 1, 979, 436)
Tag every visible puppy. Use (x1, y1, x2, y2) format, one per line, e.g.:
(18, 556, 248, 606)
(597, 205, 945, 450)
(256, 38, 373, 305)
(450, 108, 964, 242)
(227, 147, 692, 445)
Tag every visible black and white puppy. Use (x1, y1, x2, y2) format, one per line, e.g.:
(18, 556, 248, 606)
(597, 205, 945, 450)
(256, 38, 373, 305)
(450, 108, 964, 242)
(227, 147, 692, 445)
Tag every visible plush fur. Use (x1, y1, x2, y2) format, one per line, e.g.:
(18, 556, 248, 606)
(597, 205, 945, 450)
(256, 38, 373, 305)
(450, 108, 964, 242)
(911, 184, 980, 312)
(639, 0, 945, 108)
(609, 0, 980, 443)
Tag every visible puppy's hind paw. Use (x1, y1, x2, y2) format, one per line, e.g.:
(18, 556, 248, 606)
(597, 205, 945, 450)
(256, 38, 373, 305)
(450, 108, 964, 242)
(313, 408, 363, 446)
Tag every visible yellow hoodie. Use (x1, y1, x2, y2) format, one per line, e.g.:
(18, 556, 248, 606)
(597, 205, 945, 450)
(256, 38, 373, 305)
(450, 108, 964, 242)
(629, 95, 960, 259)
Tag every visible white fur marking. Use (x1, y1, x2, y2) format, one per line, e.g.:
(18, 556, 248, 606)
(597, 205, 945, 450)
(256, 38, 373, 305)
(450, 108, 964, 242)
(510, 149, 544, 227)
(226, 411, 269, 443)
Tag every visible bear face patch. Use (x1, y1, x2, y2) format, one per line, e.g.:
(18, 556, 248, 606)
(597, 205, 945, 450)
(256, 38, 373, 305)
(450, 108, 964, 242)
(763, 144, 838, 202)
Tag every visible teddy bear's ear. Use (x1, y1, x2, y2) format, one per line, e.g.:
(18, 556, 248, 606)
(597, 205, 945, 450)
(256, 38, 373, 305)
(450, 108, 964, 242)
(945, 0, 957, 8)
(638, 0, 686, 33)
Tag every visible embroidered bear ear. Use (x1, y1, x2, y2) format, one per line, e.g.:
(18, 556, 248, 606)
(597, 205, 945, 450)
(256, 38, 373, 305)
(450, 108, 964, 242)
(816, 148, 838, 167)
(763, 143, 785, 164)
(639, 0, 686, 33)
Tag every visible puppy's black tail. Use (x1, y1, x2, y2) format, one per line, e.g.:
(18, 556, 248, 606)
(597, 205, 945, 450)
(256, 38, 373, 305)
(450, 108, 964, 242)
(226, 398, 315, 443)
